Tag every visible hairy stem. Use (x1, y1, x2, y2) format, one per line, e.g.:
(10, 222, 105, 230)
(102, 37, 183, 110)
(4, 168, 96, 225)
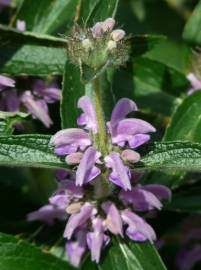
(93, 76, 108, 155)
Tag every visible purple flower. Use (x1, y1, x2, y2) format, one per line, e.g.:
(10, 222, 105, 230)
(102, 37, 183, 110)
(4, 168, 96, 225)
(21, 91, 53, 128)
(66, 230, 87, 267)
(77, 96, 98, 134)
(50, 128, 92, 156)
(87, 217, 109, 263)
(0, 75, 15, 91)
(121, 209, 156, 242)
(33, 79, 61, 103)
(108, 98, 155, 148)
(187, 73, 201, 95)
(28, 94, 170, 266)
(27, 205, 66, 225)
(17, 20, 26, 32)
(64, 202, 96, 239)
(105, 152, 131, 191)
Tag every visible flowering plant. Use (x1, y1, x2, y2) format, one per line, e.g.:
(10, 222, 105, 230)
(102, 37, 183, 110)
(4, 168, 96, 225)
(0, 1, 201, 270)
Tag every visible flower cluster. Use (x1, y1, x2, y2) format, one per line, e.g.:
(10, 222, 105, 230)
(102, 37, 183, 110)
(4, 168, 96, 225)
(28, 96, 171, 267)
(67, 18, 130, 74)
(0, 75, 60, 127)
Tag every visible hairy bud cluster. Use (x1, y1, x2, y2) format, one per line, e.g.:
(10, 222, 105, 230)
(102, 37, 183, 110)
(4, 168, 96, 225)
(67, 18, 130, 74)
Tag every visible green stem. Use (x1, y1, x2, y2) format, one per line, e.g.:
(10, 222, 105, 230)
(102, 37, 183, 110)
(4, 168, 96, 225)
(93, 76, 108, 155)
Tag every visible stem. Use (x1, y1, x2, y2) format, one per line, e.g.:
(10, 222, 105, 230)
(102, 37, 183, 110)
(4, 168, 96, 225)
(93, 76, 108, 155)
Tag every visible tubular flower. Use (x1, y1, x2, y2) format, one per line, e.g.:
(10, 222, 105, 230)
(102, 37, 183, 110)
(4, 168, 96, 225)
(187, 73, 201, 95)
(0, 75, 61, 127)
(28, 95, 170, 266)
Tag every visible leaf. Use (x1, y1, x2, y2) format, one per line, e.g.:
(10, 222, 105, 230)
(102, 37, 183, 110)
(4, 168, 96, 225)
(61, 62, 85, 128)
(83, 238, 166, 270)
(133, 57, 189, 97)
(183, 0, 201, 45)
(78, 0, 119, 26)
(0, 134, 67, 169)
(15, 0, 80, 34)
(140, 141, 201, 171)
(0, 25, 66, 47)
(0, 25, 67, 76)
(164, 91, 201, 142)
(130, 35, 166, 58)
(0, 233, 75, 270)
(0, 111, 30, 135)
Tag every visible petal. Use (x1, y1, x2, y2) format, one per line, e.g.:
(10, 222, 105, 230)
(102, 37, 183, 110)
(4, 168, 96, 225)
(102, 201, 123, 236)
(109, 98, 137, 132)
(105, 152, 131, 191)
(54, 145, 77, 156)
(117, 119, 156, 136)
(66, 231, 87, 267)
(102, 18, 115, 32)
(16, 19, 26, 32)
(143, 184, 172, 201)
(0, 75, 15, 89)
(187, 73, 201, 94)
(121, 209, 156, 242)
(91, 22, 104, 38)
(21, 91, 52, 128)
(77, 96, 98, 134)
(64, 203, 95, 239)
(76, 147, 101, 186)
(49, 194, 69, 209)
(128, 134, 150, 148)
(27, 205, 66, 225)
(119, 188, 162, 211)
(87, 218, 105, 263)
(111, 29, 126, 41)
(50, 128, 91, 148)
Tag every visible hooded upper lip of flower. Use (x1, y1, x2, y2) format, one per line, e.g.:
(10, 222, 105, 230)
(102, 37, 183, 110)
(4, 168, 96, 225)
(0, 75, 15, 91)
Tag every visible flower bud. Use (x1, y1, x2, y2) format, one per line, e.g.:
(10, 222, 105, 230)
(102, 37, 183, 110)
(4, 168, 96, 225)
(91, 22, 103, 38)
(82, 38, 93, 50)
(66, 202, 82, 214)
(121, 149, 140, 163)
(107, 40, 117, 51)
(65, 152, 83, 165)
(102, 18, 115, 32)
(111, 29, 126, 42)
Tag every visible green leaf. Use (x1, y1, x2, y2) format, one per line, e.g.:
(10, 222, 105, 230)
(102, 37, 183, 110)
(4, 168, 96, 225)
(0, 111, 30, 135)
(83, 238, 166, 270)
(140, 141, 201, 171)
(0, 134, 66, 169)
(183, 0, 201, 45)
(61, 62, 85, 128)
(15, 0, 80, 34)
(78, 0, 119, 26)
(164, 91, 201, 142)
(130, 35, 166, 58)
(0, 233, 75, 270)
(0, 25, 66, 47)
(0, 25, 67, 75)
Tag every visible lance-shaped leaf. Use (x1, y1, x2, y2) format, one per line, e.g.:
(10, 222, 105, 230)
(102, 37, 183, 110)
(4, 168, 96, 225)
(183, 0, 201, 45)
(0, 233, 76, 270)
(15, 0, 80, 34)
(0, 134, 67, 169)
(0, 25, 66, 76)
(83, 238, 166, 270)
(164, 91, 201, 142)
(139, 141, 201, 171)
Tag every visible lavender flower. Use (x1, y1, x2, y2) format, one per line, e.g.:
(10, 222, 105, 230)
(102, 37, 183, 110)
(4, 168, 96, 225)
(0, 75, 61, 127)
(187, 73, 201, 95)
(28, 94, 171, 266)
